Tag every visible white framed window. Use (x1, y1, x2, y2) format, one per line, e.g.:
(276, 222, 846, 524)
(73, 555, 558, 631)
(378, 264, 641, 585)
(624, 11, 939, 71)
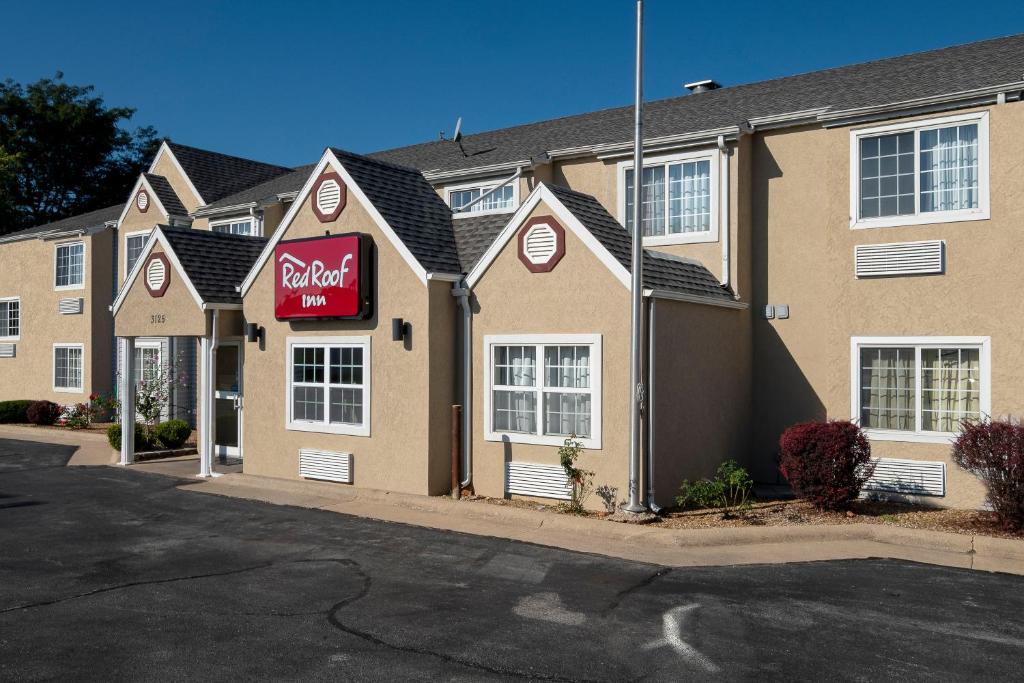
(54, 241, 85, 290)
(484, 334, 602, 449)
(211, 218, 255, 236)
(285, 336, 370, 436)
(850, 336, 991, 444)
(0, 297, 20, 341)
(134, 341, 162, 389)
(53, 343, 85, 393)
(849, 111, 990, 229)
(618, 149, 720, 246)
(447, 179, 518, 217)
(124, 231, 151, 278)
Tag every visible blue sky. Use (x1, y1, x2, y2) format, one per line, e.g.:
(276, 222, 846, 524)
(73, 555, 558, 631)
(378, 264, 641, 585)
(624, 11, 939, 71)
(2, 0, 1021, 167)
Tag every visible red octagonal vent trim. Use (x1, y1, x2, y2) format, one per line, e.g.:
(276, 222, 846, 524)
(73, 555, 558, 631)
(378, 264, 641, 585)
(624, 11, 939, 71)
(311, 172, 347, 223)
(144, 252, 171, 298)
(517, 216, 566, 273)
(136, 189, 150, 213)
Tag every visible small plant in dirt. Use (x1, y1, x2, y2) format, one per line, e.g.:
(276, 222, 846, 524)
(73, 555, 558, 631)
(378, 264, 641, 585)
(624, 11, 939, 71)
(558, 435, 593, 514)
(596, 484, 619, 513)
(152, 419, 191, 450)
(106, 423, 156, 452)
(778, 420, 874, 511)
(952, 418, 1024, 531)
(675, 460, 754, 513)
(26, 400, 62, 426)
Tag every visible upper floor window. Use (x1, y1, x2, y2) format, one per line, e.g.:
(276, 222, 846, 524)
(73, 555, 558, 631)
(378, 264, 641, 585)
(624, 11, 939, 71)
(55, 242, 85, 290)
(211, 218, 255, 236)
(448, 181, 516, 216)
(850, 112, 989, 229)
(125, 232, 150, 276)
(618, 150, 720, 246)
(0, 298, 20, 340)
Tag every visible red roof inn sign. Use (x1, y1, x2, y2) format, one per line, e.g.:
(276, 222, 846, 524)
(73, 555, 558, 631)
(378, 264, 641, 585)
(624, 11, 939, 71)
(274, 234, 372, 320)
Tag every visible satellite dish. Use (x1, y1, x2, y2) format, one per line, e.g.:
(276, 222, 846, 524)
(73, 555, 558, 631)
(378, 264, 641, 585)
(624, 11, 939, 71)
(453, 117, 463, 142)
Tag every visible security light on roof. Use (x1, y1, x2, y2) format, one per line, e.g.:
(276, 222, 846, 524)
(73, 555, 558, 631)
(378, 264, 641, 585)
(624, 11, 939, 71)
(683, 79, 721, 94)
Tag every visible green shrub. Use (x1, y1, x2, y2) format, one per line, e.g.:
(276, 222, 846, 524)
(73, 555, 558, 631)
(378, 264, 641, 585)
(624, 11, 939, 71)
(26, 400, 62, 426)
(106, 423, 155, 452)
(0, 400, 34, 423)
(675, 460, 754, 511)
(153, 419, 191, 450)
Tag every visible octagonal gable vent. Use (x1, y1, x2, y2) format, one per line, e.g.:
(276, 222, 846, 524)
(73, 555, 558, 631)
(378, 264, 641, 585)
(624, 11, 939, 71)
(311, 172, 347, 222)
(518, 216, 566, 273)
(145, 254, 170, 297)
(137, 190, 150, 212)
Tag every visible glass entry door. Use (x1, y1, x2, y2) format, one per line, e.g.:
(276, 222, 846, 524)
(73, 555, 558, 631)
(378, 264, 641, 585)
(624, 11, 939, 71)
(214, 341, 242, 461)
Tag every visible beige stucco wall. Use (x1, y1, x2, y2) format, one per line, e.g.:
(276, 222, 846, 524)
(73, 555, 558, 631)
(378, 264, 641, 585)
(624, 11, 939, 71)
(240, 175, 454, 495)
(749, 102, 1024, 508)
(118, 193, 165, 286)
(650, 299, 751, 506)
(115, 244, 208, 338)
(469, 200, 633, 509)
(150, 153, 202, 214)
(0, 230, 114, 404)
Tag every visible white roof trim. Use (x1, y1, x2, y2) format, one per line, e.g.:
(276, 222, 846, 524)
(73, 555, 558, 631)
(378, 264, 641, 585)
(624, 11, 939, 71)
(644, 288, 748, 309)
(465, 184, 630, 289)
(239, 149, 430, 296)
(111, 227, 205, 316)
(148, 141, 206, 207)
(115, 175, 172, 228)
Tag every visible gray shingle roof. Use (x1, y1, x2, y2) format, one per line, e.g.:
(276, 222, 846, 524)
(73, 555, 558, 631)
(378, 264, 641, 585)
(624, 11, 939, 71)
(160, 225, 267, 304)
(453, 212, 513, 272)
(201, 165, 316, 211)
(371, 33, 1024, 174)
(330, 148, 461, 274)
(545, 184, 734, 301)
(144, 174, 188, 217)
(166, 142, 293, 204)
(0, 203, 123, 242)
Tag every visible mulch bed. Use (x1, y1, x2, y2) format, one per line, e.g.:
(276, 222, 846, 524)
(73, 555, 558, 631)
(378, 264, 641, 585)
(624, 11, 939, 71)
(468, 494, 1023, 540)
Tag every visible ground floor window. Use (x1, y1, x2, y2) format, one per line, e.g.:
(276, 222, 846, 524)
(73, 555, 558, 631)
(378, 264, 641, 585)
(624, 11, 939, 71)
(286, 336, 370, 436)
(0, 298, 20, 340)
(134, 342, 162, 390)
(485, 334, 602, 448)
(54, 343, 84, 393)
(852, 336, 990, 442)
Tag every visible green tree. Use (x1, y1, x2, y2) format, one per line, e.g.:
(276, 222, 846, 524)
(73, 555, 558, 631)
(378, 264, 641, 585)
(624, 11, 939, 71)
(0, 72, 161, 234)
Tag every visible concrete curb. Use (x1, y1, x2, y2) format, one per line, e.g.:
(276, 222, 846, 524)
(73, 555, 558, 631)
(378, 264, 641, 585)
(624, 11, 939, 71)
(179, 472, 1024, 575)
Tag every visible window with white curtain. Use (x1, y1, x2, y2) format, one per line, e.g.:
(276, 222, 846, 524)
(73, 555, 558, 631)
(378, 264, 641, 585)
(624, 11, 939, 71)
(55, 242, 85, 289)
(0, 298, 20, 340)
(852, 337, 990, 442)
(54, 344, 84, 392)
(448, 182, 516, 215)
(211, 219, 255, 236)
(286, 337, 370, 436)
(486, 335, 602, 448)
(851, 112, 989, 228)
(619, 150, 719, 245)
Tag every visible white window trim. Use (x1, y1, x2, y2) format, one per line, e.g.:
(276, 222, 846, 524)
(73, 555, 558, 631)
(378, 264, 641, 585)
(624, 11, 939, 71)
(849, 335, 991, 444)
(123, 230, 153, 283)
(849, 111, 990, 230)
(209, 216, 258, 237)
(484, 333, 602, 449)
(54, 240, 86, 291)
(0, 296, 20, 342)
(446, 178, 520, 218)
(285, 335, 371, 437)
(53, 342, 85, 394)
(617, 148, 720, 246)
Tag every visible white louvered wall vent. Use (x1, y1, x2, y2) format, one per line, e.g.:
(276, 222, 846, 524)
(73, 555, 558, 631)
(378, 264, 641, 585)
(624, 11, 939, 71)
(855, 240, 944, 278)
(0, 343, 15, 358)
(506, 461, 571, 500)
(299, 448, 352, 484)
(862, 457, 945, 497)
(316, 179, 342, 215)
(523, 224, 559, 264)
(146, 258, 166, 291)
(58, 297, 83, 315)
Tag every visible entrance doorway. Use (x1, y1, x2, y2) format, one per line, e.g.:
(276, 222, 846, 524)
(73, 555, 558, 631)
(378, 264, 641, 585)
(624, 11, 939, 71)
(214, 341, 243, 463)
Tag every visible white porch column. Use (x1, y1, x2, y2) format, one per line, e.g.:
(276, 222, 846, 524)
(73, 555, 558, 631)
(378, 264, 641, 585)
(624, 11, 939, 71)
(198, 334, 213, 477)
(118, 337, 136, 466)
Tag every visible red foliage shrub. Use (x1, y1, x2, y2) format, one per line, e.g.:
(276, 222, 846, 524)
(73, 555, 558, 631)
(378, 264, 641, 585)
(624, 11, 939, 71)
(952, 419, 1024, 531)
(26, 400, 62, 426)
(779, 420, 874, 511)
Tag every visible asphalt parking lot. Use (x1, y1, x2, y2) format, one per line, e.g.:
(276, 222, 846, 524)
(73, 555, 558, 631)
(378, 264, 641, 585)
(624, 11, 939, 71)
(1, 437, 1022, 681)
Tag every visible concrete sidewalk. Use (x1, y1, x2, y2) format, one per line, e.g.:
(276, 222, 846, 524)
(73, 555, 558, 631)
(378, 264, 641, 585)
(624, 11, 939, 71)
(0, 424, 117, 466)
(181, 472, 1024, 576)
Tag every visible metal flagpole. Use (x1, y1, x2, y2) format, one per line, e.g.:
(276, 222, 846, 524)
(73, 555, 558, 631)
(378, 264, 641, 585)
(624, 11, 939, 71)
(624, 0, 646, 513)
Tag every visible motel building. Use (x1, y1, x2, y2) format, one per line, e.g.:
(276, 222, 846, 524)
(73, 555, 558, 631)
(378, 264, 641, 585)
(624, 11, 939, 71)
(5, 34, 1024, 510)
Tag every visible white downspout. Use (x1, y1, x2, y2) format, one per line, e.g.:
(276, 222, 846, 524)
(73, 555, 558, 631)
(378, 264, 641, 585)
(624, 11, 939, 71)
(717, 135, 731, 289)
(453, 282, 472, 488)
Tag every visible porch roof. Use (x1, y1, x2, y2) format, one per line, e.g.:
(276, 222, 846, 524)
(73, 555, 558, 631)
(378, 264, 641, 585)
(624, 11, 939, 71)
(160, 226, 267, 305)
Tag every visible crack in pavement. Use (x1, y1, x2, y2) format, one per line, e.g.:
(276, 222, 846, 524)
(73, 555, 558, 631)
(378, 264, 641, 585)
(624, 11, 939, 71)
(602, 567, 672, 615)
